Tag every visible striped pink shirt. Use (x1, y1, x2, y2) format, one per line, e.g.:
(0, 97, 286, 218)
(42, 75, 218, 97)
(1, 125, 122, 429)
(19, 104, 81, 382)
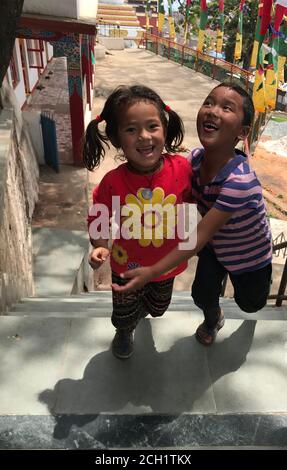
(191, 148, 272, 274)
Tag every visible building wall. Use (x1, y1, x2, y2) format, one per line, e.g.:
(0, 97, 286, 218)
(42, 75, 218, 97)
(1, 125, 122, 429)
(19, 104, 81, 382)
(23, 0, 98, 20)
(98, 0, 125, 4)
(0, 80, 39, 314)
(7, 39, 55, 108)
(11, 40, 26, 109)
(23, 0, 79, 19)
(78, 0, 98, 19)
(23, 39, 39, 94)
(46, 42, 54, 61)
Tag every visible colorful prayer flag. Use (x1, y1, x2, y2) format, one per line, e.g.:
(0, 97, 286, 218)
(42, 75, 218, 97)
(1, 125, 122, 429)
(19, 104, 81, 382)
(279, 21, 287, 81)
(252, 0, 273, 112)
(216, 0, 224, 54)
(234, 0, 245, 61)
(158, 0, 165, 33)
(274, 0, 287, 30)
(250, 2, 263, 68)
(266, 1, 287, 108)
(253, 64, 266, 113)
(168, 0, 175, 39)
(265, 38, 279, 109)
(146, 0, 151, 30)
(183, 0, 192, 44)
(197, 0, 208, 52)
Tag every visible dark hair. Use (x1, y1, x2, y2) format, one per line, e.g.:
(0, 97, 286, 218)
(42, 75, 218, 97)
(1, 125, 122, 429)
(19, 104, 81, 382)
(83, 85, 184, 171)
(214, 82, 255, 127)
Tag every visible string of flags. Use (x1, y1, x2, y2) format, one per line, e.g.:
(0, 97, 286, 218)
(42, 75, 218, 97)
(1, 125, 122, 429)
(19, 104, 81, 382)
(146, 1, 287, 113)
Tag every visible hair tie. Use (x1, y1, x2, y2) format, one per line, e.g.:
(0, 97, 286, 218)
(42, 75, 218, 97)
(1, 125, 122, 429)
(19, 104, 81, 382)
(95, 115, 103, 123)
(165, 105, 171, 112)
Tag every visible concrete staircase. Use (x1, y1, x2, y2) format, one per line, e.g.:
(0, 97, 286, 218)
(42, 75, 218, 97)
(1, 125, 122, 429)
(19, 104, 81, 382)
(1, 291, 287, 449)
(97, 3, 140, 27)
(97, 3, 143, 48)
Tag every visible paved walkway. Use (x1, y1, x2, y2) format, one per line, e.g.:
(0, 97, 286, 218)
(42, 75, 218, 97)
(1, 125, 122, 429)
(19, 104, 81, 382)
(24, 57, 73, 165)
(2, 293, 287, 448)
(89, 48, 287, 293)
(23, 47, 287, 294)
(1, 48, 287, 450)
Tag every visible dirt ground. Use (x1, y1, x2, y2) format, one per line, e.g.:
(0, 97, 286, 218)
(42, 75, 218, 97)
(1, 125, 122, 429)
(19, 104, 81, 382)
(251, 145, 287, 221)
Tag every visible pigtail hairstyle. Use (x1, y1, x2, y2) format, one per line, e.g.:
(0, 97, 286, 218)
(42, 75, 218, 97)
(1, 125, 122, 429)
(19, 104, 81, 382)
(83, 84, 185, 170)
(164, 106, 184, 153)
(83, 116, 109, 171)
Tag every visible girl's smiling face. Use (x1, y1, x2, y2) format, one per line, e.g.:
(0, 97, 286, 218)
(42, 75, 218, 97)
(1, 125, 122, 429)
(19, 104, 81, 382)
(117, 101, 166, 173)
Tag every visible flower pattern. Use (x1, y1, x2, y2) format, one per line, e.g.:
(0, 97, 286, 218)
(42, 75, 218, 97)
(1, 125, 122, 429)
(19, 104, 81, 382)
(112, 243, 128, 265)
(122, 187, 177, 248)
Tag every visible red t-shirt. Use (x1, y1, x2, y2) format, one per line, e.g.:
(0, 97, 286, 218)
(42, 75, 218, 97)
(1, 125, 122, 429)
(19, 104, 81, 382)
(88, 154, 192, 281)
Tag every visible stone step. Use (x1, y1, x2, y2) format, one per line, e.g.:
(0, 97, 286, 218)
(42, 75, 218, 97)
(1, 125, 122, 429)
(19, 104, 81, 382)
(32, 227, 89, 297)
(7, 293, 287, 320)
(98, 5, 136, 12)
(0, 313, 287, 448)
(98, 19, 140, 26)
(0, 414, 285, 450)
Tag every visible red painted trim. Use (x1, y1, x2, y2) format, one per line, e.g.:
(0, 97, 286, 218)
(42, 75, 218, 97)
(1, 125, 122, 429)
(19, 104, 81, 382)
(69, 84, 85, 166)
(19, 15, 96, 35)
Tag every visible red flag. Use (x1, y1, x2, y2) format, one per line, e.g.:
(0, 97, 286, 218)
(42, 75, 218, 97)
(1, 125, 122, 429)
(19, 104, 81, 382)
(239, 0, 245, 12)
(274, 1, 287, 31)
(260, 0, 273, 36)
(201, 0, 207, 10)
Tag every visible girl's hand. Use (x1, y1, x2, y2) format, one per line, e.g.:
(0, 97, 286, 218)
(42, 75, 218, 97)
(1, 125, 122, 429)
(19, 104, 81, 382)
(89, 247, 110, 270)
(111, 267, 153, 293)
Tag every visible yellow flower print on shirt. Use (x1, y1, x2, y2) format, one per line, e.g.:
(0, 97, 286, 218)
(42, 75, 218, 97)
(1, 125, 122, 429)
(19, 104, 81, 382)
(123, 187, 177, 248)
(112, 243, 128, 265)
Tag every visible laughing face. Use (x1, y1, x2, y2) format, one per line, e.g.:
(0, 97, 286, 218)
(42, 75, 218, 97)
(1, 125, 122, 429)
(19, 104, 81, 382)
(197, 86, 250, 154)
(117, 101, 166, 174)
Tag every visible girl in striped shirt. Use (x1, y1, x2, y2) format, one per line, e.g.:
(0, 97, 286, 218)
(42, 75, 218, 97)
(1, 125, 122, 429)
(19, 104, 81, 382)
(113, 83, 272, 346)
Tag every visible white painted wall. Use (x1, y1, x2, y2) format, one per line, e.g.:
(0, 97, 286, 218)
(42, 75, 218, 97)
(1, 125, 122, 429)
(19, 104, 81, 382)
(23, 0, 98, 20)
(78, 0, 98, 19)
(23, 40, 38, 93)
(23, 0, 78, 19)
(99, 0, 124, 4)
(13, 41, 26, 109)
(46, 43, 54, 61)
(23, 111, 45, 164)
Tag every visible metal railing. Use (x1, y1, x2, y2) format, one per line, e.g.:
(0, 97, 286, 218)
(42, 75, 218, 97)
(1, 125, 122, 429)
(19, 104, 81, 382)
(143, 33, 253, 89)
(220, 240, 287, 306)
(141, 32, 272, 153)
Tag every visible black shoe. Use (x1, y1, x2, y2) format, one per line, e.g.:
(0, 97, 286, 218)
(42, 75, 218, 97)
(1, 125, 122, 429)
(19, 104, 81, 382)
(112, 329, 134, 359)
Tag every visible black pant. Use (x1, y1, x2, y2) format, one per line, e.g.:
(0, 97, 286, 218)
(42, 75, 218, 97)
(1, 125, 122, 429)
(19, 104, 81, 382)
(191, 245, 272, 325)
(112, 272, 174, 330)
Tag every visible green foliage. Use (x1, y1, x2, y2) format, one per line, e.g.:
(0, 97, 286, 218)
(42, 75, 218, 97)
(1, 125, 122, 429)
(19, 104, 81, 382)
(174, 0, 258, 69)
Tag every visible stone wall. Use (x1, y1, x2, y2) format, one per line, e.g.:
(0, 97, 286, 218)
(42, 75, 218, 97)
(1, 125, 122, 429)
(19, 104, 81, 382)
(0, 80, 39, 313)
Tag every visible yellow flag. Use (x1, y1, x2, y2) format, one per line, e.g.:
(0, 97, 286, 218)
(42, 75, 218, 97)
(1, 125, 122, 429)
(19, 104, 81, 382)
(234, 32, 242, 61)
(168, 17, 175, 39)
(197, 30, 205, 52)
(250, 41, 259, 68)
(278, 55, 286, 82)
(265, 68, 277, 109)
(158, 0, 165, 33)
(158, 13, 165, 32)
(253, 67, 266, 113)
(216, 32, 223, 54)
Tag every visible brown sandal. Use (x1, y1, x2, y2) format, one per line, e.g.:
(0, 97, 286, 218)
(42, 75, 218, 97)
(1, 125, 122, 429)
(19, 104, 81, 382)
(196, 311, 225, 346)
